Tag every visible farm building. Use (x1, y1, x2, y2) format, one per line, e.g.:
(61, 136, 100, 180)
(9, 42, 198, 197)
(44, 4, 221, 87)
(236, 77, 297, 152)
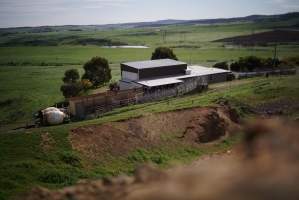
(119, 59, 231, 90)
(68, 59, 231, 119)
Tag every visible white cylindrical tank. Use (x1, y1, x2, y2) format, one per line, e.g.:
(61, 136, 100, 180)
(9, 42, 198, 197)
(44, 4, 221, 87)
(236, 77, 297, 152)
(43, 107, 60, 113)
(44, 110, 66, 125)
(42, 107, 66, 125)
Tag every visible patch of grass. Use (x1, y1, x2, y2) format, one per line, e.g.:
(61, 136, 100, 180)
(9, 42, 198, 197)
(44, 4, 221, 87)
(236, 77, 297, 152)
(59, 151, 82, 168)
(90, 134, 242, 180)
(38, 168, 80, 186)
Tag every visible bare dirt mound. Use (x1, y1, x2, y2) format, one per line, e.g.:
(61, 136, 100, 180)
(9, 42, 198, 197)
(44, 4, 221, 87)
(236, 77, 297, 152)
(70, 105, 240, 160)
(182, 109, 228, 143)
(23, 119, 299, 200)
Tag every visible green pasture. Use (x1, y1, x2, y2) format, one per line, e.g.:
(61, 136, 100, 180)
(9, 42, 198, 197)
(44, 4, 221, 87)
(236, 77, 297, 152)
(1, 44, 299, 128)
(1, 74, 299, 199)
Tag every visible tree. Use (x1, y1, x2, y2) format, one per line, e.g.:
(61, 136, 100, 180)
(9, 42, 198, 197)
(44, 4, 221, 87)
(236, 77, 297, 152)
(230, 56, 265, 72)
(151, 47, 178, 60)
(213, 62, 229, 70)
(60, 82, 82, 98)
(62, 69, 80, 83)
(82, 57, 111, 87)
(238, 56, 263, 72)
(61, 69, 82, 98)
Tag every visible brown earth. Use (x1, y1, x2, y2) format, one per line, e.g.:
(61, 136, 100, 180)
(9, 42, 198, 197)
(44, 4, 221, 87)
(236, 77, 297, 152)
(254, 98, 299, 116)
(69, 105, 241, 160)
(40, 132, 55, 152)
(23, 118, 299, 200)
(214, 30, 299, 45)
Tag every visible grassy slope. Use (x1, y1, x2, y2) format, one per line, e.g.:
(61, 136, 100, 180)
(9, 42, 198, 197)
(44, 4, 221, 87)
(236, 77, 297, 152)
(1, 75, 299, 199)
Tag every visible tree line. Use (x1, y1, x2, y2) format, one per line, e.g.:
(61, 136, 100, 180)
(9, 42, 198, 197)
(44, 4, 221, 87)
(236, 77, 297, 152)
(213, 56, 296, 72)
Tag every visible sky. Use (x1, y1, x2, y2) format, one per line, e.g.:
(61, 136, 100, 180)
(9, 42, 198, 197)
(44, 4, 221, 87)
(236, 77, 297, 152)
(0, 0, 299, 28)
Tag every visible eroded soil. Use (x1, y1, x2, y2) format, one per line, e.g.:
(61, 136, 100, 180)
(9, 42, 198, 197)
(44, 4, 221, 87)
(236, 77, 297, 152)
(69, 105, 240, 160)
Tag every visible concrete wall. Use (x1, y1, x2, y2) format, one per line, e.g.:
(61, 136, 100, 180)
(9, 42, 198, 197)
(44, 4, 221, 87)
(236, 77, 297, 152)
(208, 73, 229, 84)
(122, 70, 139, 81)
(137, 76, 208, 103)
(119, 80, 142, 90)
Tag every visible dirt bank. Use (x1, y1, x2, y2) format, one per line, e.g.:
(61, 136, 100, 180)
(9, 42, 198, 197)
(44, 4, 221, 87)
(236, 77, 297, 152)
(69, 105, 240, 160)
(23, 118, 299, 200)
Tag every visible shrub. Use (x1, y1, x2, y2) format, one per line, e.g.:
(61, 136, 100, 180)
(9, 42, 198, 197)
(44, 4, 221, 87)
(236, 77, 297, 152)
(60, 82, 82, 98)
(62, 69, 80, 83)
(151, 47, 178, 60)
(239, 56, 263, 72)
(213, 62, 229, 70)
(230, 62, 241, 72)
(230, 56, 280, 72)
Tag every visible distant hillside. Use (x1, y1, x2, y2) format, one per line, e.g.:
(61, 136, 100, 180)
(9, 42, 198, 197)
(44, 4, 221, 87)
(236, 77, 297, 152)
(214, 30, 299, 46)
(180, 12, 299, 25)
(1, 12, 299, 32)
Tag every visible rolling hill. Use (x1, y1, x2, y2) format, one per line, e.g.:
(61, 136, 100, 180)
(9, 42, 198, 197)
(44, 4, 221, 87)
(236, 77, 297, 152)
(0, 12, 298, 32)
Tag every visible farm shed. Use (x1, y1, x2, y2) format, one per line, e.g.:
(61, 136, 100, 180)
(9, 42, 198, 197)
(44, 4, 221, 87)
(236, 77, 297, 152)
(68, 59, 231, 120)
(119, 59, 231, 90)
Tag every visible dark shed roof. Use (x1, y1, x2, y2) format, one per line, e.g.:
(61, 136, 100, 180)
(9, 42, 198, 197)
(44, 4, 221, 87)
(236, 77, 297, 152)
(122, 59, 187, 70)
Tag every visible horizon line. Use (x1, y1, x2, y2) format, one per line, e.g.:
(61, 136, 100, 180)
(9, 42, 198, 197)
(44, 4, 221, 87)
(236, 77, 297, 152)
(1, 11, 298, 29)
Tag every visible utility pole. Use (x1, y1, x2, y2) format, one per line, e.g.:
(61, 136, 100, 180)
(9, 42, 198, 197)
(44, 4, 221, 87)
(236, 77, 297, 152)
(162, 30, 167, 43)
(273, 44, 278, 67)
(251, 28, 255, 55)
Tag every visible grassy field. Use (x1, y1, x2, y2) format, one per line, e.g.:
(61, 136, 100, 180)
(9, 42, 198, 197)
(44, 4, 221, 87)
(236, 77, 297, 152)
(1, 43, 299, 128)
(1, 74, 299, 200)
(2, 45, 299, 66)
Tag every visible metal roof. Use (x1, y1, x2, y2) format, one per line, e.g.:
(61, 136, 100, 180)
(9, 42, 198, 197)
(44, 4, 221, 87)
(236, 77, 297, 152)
(137, 78, 183, 87)
(135, 65, 231, 88)
(122, 59, 187, 70)
(187, 65, 230, 76)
